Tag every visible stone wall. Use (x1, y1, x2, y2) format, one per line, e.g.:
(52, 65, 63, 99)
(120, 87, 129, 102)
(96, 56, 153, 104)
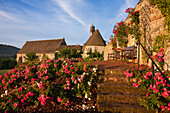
(16, 53, 55, 63)
(125, 0, 169, 68)
(82, 46, 105, 58)
(104, 0, 169, 69)
(104, 42, 113, 61)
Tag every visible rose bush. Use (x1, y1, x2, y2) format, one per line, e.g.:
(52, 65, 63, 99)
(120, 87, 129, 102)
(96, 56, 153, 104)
(112, 21, 128, 48)
(0, 58, 98, 112)
(124, 48, 170, 111)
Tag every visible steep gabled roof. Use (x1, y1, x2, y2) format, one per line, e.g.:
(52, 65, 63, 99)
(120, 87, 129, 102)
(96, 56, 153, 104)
(55, 45, 82, 51)
(84, 29, 106, 46)
(18, 38, 66, 54)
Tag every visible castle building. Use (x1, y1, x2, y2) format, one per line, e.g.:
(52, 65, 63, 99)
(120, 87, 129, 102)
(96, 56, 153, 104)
(82, 25, 106, 58)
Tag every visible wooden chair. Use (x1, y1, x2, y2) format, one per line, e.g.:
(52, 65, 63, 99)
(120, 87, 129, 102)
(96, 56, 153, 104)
(108, 46, 137, 63)
(121, 46, 137, 63)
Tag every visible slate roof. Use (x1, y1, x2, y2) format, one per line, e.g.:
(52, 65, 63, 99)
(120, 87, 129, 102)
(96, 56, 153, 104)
(55, 45, 82, 51)
(18, 38, 66, 54)
(84, 29, 106, 46)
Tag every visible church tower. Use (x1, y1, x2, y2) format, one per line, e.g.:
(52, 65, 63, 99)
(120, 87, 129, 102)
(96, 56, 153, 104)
(90, 25, 95, 36)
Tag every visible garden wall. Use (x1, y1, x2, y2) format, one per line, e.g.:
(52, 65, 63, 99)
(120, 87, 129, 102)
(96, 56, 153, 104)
(125, 0, 170, 68)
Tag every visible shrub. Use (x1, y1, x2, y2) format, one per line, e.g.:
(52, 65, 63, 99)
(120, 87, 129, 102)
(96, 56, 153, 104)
(124, 48, 170, 111)
(85, 50, 104, 61)
(0, 58, 98, 112)
(24, 52, 38, 61)
(55, 48, 83, 60)
(0, 59, 17, 70)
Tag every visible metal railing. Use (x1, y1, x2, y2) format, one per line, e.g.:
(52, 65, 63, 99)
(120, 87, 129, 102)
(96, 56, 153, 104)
(136, 41, 170, 93)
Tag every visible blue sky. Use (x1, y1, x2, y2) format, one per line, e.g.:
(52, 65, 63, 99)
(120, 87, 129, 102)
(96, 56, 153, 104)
(0, 0, 139, 48)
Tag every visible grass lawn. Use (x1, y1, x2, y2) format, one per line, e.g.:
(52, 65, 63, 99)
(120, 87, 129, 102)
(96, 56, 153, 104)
(0, 69, 11, 75)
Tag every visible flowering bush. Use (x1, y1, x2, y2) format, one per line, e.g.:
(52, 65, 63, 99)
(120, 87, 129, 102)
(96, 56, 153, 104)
(124, 48, 170, 111)
(152, 48, 165, 70)
(109, 35, 117, 52)
(112, 21, 128, 48)
(0, 58, 98, 112)
(125, 7, 140, 41)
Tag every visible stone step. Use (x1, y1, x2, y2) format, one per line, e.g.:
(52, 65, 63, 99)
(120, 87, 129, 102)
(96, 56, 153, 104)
(98, 83, 146, 95)
(97, 101, 156, 113)
(97, 93, 143, 105)
(104, 67, 137, 74)
(98, 90, 144, 97)
(99, 76, 129, 83)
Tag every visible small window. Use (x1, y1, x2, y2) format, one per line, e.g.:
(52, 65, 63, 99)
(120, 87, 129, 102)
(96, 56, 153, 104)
(95, 47, 98, 51)
(86, 48, 88, 51)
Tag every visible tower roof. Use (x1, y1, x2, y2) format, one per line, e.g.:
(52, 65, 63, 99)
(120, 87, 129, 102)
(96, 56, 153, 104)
(84, 29, 106, 46)
(90, 24, 95, 28)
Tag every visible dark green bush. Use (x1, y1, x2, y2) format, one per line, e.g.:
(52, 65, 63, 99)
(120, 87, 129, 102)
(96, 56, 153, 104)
(85, 50, 104, 61)
(0, 58, 17, 69)
(55, 48, 83, 59)
(24, 52, 38, 61)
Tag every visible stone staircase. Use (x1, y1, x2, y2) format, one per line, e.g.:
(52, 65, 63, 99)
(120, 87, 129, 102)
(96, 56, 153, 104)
(96, 64, 156, 113)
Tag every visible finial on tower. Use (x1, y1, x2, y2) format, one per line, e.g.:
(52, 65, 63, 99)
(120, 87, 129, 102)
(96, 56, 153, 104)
(90, 25, 95, 36)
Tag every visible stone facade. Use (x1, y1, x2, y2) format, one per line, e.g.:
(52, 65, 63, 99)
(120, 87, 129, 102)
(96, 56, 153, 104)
(82, 46, 105, 58)
(104, 42, 113, 61)
(104, 0, 169, 69)
(126, 0, 169, 68)
(16, 53, 55, 63)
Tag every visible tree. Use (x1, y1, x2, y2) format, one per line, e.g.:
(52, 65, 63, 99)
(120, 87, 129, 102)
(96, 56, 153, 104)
(55, 48, 83, 59)
(24, 52, 38, 61)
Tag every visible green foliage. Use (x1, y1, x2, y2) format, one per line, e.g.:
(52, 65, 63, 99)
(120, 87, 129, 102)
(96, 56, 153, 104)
(55, 52, 60, 60)
(86, 50, 104, 61)
(55, 48, 83, 60)
(153, 35, 169, 53)
(125, 49, 169, 111)
(0, 58, 98, 112)
(127, 10, 140, 41)
(149, 0, 170, 32)
(113, 21, 128, 48)
(125, 65, 170, 111)
(24, 52, 38, 61)
(0, 59, 17, 69)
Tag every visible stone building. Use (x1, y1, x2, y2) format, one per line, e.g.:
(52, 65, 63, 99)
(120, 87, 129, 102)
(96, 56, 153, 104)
(104, 0, 169, 69)
(82, 25, 106, 58)
(16, 38, 82, 62)
(125, 0, 169, 68)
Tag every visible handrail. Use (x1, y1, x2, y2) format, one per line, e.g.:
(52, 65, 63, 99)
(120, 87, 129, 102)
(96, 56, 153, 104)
(164, 61, 170, 69)
(136, 41, 170, 84)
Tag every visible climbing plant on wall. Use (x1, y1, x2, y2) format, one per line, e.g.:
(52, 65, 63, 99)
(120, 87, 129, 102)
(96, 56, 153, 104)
(112, 21, 128, 48)
(153, 35, 169, 53)
(125, 7, 140, 41)
(149, 0, 170, 32)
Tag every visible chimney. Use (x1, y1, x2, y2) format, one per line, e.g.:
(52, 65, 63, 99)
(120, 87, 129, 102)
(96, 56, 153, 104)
(90, 25, 95, 36)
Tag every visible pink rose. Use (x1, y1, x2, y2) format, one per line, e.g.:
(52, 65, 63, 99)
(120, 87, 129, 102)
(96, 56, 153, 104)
(74, 80, 77, 84)
(158, 57, 162, 62)
(133, 82, 139, 87)
(21, 99, 24, 103)
(162, 91, 169, 98)
(57, 96, 61, 102)
(157, 53, 163, 57)
(146, 94, 149, 97)
(14, 103, 18, 107)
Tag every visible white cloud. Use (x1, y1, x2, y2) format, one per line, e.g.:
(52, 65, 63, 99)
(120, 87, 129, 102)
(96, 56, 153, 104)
(0, 10, 19, 22)
(54, 0, 87, 27)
